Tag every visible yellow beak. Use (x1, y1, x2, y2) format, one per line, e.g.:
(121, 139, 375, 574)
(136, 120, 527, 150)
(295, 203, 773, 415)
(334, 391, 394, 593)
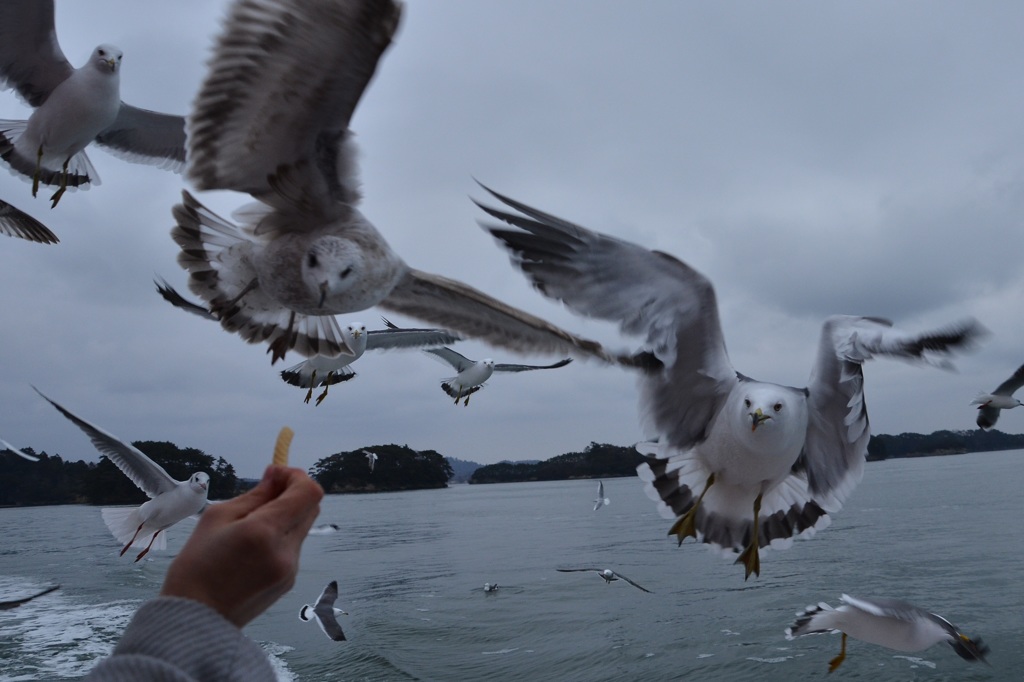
(751, 408, 771, 431)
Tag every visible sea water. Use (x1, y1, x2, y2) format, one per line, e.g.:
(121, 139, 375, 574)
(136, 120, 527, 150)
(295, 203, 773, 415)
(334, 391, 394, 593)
(0, 450, 1020, 680)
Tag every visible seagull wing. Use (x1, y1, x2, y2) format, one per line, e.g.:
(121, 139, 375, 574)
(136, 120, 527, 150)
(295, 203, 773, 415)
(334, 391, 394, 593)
(476, 184, 736, 449)
(0, 584, 59, 610)
(187, 0, 401, 205)
(33, 388, 178, 497)
(1, 438, 39, 462)
(365, 326, 461, 351)
(493, 358, 572, 372)
(839, 594, 930, 624)
(382, 269, 622, 364)
(0, 199, 59, 244)
(154, 278, 217, 321)
(555, 568, 605, 573)
(424, 346, 473, 373)
(611, 571, 652, 593)
(803, 316, 985, 510)
(95, 104, 186, 172)
(992, 363, 1024, 397)
(0, 0, 72, 107)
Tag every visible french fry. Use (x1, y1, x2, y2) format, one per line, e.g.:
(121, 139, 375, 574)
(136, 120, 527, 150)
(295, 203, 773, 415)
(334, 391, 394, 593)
(272, 426, 294, 467)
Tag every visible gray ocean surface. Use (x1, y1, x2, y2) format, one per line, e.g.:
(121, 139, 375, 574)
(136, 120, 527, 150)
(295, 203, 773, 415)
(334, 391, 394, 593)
(0, 449, 1020, 681)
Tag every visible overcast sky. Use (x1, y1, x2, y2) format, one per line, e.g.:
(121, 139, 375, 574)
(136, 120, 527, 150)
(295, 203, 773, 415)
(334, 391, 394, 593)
(1, 1, 1022, 480)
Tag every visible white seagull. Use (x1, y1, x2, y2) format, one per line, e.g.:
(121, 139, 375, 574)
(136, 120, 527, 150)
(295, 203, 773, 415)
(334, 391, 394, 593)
(363, 450, 378, 472)
(971, 362, 1024, 430)
(34, 388, 209, 561)
(786, 594, 989, 672)
(424, 346, 572, 406)
(0, 1, 185, 206)
(299, 580, 348, 641)
(556, 568, 652, 593)
(1, 437, 40, 462)
(483, 582, 499, 594)
(173, 0, 626, 366)
(280, 319, 461, 405)
(476, 185, 985, 579)
(0, 198, 58, 243)
(593, 480, 610, 511)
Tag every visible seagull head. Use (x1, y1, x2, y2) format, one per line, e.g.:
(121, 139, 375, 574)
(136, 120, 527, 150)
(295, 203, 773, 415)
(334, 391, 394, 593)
(189, 472, 210, 493)
(303, 237, 361, 310)
(92, 44, 122, 73)
(949, 633, 990, 663)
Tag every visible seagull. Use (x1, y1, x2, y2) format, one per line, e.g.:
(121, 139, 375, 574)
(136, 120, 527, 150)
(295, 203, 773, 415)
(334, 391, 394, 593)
(0, 198, 58, 243)
(307, 523, 341, 535)
(972, 362, 1024, 430)
(785, 594, 989, 672)
(424, 346, 572, 406)
(363, 450, 378, 472)
(0, 584, 59, 610)
(556, 568, 652, 593)
(299, 580, 348, 641)
(279, 319, 461, 405)
(0, 1, 185, 206)
(593, 480, 610, 511)
(1, 437, 40, 462)
(174, 0, 627, 367)
(33, 388, 209, 561)
(476, 185, 985, 579)
(483, 582, 499, 593)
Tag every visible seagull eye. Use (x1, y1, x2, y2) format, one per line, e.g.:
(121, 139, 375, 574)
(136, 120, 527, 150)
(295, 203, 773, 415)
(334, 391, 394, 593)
(743, 399, 751, 408)
(339, 266, 353, 279)
(98, 49, 106, 56)
(773, 403, 782, 412)
(307, 253, 319, 268)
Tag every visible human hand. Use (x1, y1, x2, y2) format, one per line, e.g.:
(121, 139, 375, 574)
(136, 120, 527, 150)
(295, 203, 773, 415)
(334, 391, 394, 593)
(160, 465, 324, 628)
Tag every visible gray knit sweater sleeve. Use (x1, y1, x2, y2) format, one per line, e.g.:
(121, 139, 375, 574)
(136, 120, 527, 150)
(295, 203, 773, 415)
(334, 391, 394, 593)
(84, 597, 278, 682)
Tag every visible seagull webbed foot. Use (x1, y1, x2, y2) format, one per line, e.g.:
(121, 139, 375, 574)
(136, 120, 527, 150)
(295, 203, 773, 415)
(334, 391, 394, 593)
(668, 472, 715, 545)
(734, 492, 763, 580)
(314, 371, 334, 406)
(828, 633, 847, 673)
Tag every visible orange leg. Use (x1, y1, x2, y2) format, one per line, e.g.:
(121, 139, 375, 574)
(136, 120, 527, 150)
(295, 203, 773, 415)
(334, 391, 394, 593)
(134, 530, 162, 562)
(119, 522, 145, 557)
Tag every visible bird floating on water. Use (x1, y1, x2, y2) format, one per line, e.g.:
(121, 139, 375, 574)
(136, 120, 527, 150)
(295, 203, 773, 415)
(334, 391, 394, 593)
(477, 184, 985, 579)
(299, 580, 348, 641)
(972, 362, 1024, 430)
(34, 387, 209, 561)
(785, 594, 989, 672)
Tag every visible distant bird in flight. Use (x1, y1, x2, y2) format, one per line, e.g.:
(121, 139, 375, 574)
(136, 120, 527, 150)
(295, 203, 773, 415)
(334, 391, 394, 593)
(300, 580, 348, 641)
(424, 346, 572, 406)
(363, 450, 378, 472)
(279, 319, 461, 405)
(556, 568, 652, 593)
(0, 198, 58, 243)
(1, 437, 39, 462)
(786, 594, 989, 672)
(972, 362, 1024, 430)
(0, 1, 185, 206)
(34, 387, 209, 561)
(593, 480, 610, 511)
(173, 0, 628, 367)
(476, 184, 985, 579)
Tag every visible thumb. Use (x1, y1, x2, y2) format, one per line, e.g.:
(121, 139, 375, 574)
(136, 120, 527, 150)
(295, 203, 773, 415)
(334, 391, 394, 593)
(207, 466, 287, 522)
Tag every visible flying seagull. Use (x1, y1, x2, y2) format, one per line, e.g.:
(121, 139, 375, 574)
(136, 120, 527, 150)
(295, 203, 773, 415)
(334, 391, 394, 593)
(971, 362, 1024, 430)
(280, 319, 461, 405)
(593, 480, 610, 511)
(785, 594, 989, 672)
(476, 185, 985, 579)
(556, 568, 652, 593)
(363, 450, 378, 472)
(424, 346, 572, 406)
(173, 0, 627, 367)
(0, 198, 58, 243)
(1, 437, 40, 462)
(299, 580, 348, 641)
(0, 0, 184, 206)
(0, 584, 59, 610)
(33, 387, 209, 561)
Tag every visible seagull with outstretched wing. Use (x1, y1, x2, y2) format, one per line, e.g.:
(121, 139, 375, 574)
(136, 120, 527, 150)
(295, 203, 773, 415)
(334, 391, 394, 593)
(424, 345, 572, 406)
(972, 362, 1024, 429)
(556, 568, 651, 593)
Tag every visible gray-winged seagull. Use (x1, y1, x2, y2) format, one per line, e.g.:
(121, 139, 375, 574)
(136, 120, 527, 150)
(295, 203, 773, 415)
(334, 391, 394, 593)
(556, 568, 652, 593)
(424, 346, 572, 406)
(972, 362, 1024, 430)
(299, 580, 348, 641)
(476, 185, 985, 579)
